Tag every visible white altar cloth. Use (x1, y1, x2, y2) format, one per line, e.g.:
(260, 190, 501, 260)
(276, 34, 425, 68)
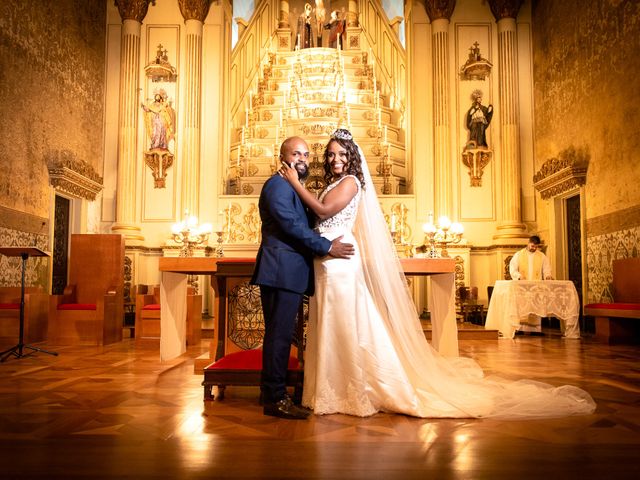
(485, 280, 581, 339)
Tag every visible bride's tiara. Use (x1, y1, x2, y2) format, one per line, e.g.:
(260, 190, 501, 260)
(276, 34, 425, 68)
(331, 128, 353, 141)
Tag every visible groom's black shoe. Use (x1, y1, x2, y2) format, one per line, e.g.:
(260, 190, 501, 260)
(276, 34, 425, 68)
(263, 396, 311, 420)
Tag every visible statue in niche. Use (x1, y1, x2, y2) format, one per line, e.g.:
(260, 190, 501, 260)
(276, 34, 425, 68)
(296, 3, 317, 49)
(141, 89, 176, 188)
(141, 89, 176, 151)
(465, 89, 493, 149)
(324, 10, 346, 49)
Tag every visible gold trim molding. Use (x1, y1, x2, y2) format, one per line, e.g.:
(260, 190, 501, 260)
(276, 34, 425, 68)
(47, 151, 103, 201)
(533, 147, 589, 200)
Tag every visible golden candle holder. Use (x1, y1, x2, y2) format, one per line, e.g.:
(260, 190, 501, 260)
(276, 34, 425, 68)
(171, 212, 212, 257)
(213, 228, 225, 257)
(421, 215, 464, 258)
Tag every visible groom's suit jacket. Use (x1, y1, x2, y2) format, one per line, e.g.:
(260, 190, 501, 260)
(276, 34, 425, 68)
(251, 175, 331, 295)
(251, 174, 331, 295)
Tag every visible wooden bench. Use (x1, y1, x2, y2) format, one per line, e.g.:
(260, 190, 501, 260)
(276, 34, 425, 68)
(584, 258, 640, 344)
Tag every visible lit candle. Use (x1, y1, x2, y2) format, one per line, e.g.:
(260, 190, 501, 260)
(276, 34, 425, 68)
(422, 222, 437, 234)
(451, 222, 464, 235)
(438, 216, 451, 230)
(390, 214, 397, 232)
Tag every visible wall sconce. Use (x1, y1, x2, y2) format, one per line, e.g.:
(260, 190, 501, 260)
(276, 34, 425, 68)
(421, 214, 464, 258)
(171, 211, 212, 257)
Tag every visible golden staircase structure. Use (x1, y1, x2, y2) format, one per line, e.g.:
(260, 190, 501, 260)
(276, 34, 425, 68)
(227, 46, 407, 197)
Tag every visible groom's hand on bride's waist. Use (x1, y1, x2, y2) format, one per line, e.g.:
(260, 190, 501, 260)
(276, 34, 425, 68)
(328, 235, 355, 258)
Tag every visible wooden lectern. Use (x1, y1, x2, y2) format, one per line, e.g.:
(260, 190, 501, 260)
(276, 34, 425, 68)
(0, 246, 58, 362)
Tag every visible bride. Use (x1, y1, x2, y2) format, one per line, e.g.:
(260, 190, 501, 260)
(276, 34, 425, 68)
(279, 128, 596, 418)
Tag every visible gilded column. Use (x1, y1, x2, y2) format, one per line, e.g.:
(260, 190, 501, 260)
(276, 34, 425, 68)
(489, 0, 527, 240)
(347, 0, 358, 27)
(425, 1, 456, 218)
(178, 0, 211, 218)
(276, 0, 292, 51)
(112, 0, 151, 241)
(279, 0, 289, 28)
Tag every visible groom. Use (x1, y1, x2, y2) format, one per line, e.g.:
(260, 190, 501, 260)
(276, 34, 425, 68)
(251, 136, 354, 419)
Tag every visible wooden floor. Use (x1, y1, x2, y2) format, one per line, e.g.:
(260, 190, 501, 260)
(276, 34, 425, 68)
(1, 331, 639, 479)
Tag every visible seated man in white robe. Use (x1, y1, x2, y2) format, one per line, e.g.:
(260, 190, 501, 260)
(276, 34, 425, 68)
(509, 235, 554, 333)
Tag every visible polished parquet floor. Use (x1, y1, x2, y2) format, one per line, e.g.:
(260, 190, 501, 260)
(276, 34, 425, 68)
(1, 331, 639, 479)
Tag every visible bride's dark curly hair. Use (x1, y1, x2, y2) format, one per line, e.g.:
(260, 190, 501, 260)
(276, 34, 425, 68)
(322, 129, 366, 190)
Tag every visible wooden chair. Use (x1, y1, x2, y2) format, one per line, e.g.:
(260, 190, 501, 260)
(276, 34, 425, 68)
(134, 284, 202, 345)
(0, 287, 48, 347)
(48, 234, 124, 345)
(458, 286, 486, 325)
(585, 257, 640, 343)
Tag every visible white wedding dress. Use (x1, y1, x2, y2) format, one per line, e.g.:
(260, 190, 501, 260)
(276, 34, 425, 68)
(302, 174, 596, 418)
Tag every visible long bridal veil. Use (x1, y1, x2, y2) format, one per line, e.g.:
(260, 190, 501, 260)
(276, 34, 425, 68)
(352, 143, 595, 418)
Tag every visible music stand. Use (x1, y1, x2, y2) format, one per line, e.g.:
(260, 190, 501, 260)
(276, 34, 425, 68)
(0, 246, 58, 362)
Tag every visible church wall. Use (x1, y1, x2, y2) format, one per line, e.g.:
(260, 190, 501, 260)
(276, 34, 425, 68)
(531, 0, 640, 302)
(0, 0, 106, 287)
(101, 2, 233, 282)
(410, 0, 536, 305)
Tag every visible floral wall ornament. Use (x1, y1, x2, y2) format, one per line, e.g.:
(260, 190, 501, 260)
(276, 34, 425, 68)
(461, 149, 492, 187)
(46, 150, 103, 200)
(143, 150, 173, 188)
(533, 147, 589, 199)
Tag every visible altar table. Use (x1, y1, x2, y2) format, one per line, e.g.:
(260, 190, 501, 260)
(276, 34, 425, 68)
(158, 256, 459, 361)
(484, 280, 581, 339)
(400, 257, 458, 357)
(158, 257, 217, 361)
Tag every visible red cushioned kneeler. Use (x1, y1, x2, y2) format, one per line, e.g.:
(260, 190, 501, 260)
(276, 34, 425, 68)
(202, 348, 303, 401)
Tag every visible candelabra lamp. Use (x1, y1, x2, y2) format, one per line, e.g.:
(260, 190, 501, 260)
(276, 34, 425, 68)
(171, 214, 212, 257)
(381, 142, 392, 195)
(213, 227, 225, 258)
(421, 215, 464, 258)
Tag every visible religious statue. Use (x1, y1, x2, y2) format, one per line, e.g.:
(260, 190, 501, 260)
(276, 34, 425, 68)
(141, 89, 176, 151)
(296, 3, 317, 49)
(324, 10, 346, 49)
(141, 89, 176, 188)
(465, 89, 493, 148)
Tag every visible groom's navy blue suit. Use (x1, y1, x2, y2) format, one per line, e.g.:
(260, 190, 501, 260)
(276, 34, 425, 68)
(251, 174, 331, 404)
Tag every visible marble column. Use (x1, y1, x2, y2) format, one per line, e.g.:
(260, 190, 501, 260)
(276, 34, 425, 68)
(178, 0, 211, 218)
(112, 0, 151, 242)
(489, 0, 527, 241)
(425, 1, 456, 218)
